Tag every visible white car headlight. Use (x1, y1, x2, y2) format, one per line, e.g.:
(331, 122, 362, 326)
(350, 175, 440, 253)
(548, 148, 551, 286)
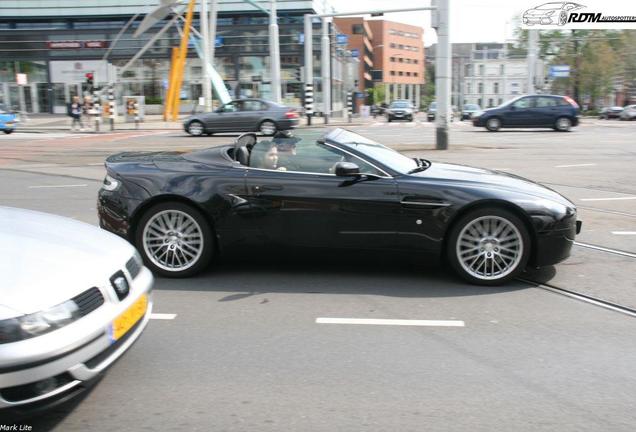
(0, 300, 81, 343)
(102, 174, 121, 191)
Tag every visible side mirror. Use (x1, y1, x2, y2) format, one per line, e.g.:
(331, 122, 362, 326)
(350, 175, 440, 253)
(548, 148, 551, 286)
(334, 161, 360, 177)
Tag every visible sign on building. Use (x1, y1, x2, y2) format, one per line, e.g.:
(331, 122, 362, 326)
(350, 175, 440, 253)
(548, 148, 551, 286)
(336, 34, 348, 45)
(16, 73, 27, 86)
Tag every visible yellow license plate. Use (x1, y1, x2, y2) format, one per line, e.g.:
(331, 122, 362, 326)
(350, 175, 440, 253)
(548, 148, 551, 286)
(110, 294, 148, 342)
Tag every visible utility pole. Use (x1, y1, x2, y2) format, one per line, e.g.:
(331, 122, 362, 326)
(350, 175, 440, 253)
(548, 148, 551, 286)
(201, 0, 212, 111)
(304, 14, 314, 125)
(434, 0, 451, 150)
(269, 0, 281, 103)
(572, 29, 580, 105)
(321, 17, 331, 124)
(527, 29, 538, 95)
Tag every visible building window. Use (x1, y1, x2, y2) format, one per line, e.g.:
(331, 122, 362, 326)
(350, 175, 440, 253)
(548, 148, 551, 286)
(414, 60, 418, 64)
(478, 98, 482, 107)
(498, 98, 503, 105)
(500, 64, 505, 75)
(398, 71, 403, 76)
(406, 72, 411, 76)
(352, 24, 363, 34)
(414, 72, 418, 77)
(479, 64, 484, 76)
(390, 57, 395, 62)
(390, 71, 396, 76)
(478, 82, 483, 93)
(398, 58, 403, 63)
(398, 44, 404, 49)
(488, 98, 494, 107)
(467, 83, 471, 94)
(493, 82, 499, 94)
(390, 43, 396, 48)
(465, 64, 472, 76)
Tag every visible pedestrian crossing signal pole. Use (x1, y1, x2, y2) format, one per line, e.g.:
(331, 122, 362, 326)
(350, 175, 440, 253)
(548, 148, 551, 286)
(432, 0, 451, 150)
(303, 14, 314, 126)
(108, 86, 116, 131)
(347, 91, 352, 123)
(93, 89, 101, 133)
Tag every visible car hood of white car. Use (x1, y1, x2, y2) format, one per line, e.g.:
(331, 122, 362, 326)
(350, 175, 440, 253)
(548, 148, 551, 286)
(0, 206, 136, 317)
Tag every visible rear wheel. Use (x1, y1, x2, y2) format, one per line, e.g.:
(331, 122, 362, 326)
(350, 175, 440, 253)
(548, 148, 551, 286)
(136, 202, 214, 277)
(259, 120, 277, 136)
(447, 207, 531, 285)
(486, 117, 501, 132)
(3, 129, 13, 134)
(555, 116, 572, 132)
(387, 116, 392, 122)
(187, 121, 204, 137)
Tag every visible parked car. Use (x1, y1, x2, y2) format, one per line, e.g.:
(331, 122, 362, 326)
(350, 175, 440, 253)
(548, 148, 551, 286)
(0, 104, 18, 134)
(461, 103, 482, 120)
(619, 105, 636, 121)
(98, 128, 581, 286)
(472, 94, 580, 132)
(599, 106, 625, 119)
(183, 98, 299, 137)
(386, 100, 414, 122)
(0, 207, 154, 416)
(426, 102, 455, 122)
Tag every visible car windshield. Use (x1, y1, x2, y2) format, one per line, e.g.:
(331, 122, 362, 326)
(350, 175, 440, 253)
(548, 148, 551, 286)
(390, 102, 410, 108)
(328, 129, 418, 174)
(536, 2, 562, 9)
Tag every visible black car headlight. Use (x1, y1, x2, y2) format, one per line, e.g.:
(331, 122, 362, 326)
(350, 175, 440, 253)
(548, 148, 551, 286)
(0, 300, 80, 344)
(102, 174, 121, 192)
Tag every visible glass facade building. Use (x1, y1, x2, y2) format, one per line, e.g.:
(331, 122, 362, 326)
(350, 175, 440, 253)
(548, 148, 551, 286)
(0, 0, 347, 114)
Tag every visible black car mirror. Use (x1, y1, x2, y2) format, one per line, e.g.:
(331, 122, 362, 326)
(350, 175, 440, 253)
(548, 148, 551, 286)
(334, 161, 360, 177)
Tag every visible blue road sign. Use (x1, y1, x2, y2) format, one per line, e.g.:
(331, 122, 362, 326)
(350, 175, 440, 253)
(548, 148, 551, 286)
(215, 36, 224, 48)
(336, 34, 348, 45)
(350, 48, 359, 58)
(549, 65, 570, 78)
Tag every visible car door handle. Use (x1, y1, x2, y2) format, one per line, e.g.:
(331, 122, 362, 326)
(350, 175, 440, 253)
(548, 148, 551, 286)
(253, 185, 283, 194)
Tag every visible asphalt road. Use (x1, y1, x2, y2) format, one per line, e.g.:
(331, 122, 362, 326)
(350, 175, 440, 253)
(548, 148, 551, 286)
(1, 118, 635, 431)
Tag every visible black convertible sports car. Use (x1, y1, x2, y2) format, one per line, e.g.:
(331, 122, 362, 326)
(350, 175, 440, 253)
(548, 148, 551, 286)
(98, 128, 581, 285)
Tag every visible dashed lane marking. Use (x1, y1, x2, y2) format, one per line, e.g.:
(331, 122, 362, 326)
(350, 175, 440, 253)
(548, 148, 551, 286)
(150, 313, 177, 320)
(316, 318, 465, 327)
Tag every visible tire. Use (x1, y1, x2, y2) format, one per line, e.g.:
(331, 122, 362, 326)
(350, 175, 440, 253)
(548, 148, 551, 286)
(187, 120, 204, 137)
(446, 207, 531, 286)
(3, 129, 13, 134)
(259, 120, 277, 136)
(388, 117, 392, 123)
(409, 116, 413, 122)
(135, 202, 214, 278)
(555, 116, 572, 132)
(485, 117, 501, 132)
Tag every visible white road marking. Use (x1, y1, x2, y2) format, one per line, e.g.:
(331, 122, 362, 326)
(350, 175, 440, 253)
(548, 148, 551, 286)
(611, 231, 636, 235)
(580, 196, 636, 202)
(150, 313, 177, 320)
(316, 317, 465, 327)
(555, 163, 597, 168)
(28, 184, 87, 189)
(88, 162, 104, 166)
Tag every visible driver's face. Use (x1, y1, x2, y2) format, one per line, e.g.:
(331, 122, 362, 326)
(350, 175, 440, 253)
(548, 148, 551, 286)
(263, 147, 279, 169)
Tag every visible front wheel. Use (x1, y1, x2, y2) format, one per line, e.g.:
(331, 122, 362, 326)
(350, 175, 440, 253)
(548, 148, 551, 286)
(485, 117, 501, 131)
(447, 207, 531, 285)
(3, 129, 13, 134)
(187, 121, 204, 137)
(136, 202, 214, 278)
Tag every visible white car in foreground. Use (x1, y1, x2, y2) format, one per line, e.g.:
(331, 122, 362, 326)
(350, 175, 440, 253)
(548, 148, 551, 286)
(0, 207, 154, 416)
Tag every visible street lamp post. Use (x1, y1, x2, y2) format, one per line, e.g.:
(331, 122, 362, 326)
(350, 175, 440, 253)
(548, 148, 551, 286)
(269, 0, 282, 103)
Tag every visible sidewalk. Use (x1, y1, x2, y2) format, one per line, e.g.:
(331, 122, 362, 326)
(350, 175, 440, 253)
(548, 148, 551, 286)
(15, 113, 370, 133)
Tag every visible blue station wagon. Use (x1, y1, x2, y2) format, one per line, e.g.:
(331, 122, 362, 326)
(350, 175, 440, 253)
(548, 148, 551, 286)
(0, 105, 17, 135)
(472, 95, 580, 132)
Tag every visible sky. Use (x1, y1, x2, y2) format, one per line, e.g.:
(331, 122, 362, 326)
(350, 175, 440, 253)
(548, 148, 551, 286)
(331, 0, 532, 46)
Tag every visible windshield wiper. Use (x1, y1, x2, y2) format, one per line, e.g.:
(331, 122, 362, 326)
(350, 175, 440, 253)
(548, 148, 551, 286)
(408, 158, 432, 174)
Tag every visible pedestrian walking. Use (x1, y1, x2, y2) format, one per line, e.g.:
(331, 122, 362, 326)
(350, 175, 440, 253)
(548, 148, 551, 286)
(67, 96, 82, 131)
(82, 96, 94, 131)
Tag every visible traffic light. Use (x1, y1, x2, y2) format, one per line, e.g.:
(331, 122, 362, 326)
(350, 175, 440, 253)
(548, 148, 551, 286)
(85, 72, 94, 88)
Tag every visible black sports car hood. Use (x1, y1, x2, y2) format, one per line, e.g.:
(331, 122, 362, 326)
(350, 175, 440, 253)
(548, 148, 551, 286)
(106, 151, 186, 163)
(410, 162, 574, 206)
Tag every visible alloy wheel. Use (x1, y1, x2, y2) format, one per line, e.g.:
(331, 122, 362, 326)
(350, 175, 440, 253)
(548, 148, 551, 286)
(259, 121, 276, 136)
(188, 121, 204, 136)
(456, 216, 523, 281)
(556, 117, 571, 131)
(142, 210, 204, 272)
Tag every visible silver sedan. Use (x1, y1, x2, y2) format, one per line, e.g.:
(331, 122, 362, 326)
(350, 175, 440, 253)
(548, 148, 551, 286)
(0, 207, 154, 415)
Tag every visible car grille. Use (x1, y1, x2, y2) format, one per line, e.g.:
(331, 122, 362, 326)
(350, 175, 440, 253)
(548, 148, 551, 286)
(71, 287, 105, 317)
(126, 256, 141, 279)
